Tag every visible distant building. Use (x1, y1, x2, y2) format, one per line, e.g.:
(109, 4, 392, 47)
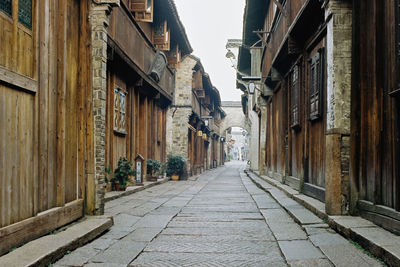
(166, 55, 226, 177)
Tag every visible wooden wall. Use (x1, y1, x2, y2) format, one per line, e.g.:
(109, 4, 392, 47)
(106, 60, 168, 183)
(352, 0, 399, 213)
(0, 0, 91, 255)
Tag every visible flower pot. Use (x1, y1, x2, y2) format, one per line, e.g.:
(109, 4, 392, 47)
(114, 183, 120, 191)
(147, 175, 157, 182)
(171, 174, 179, 181)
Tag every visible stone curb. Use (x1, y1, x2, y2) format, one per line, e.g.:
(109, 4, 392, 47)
(0, 216, 113, 267)
(246, 170, 400, 267)
(105, 178, 170, 202)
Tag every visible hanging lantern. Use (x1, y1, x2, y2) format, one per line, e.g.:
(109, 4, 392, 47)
(197, 130, 203, 137)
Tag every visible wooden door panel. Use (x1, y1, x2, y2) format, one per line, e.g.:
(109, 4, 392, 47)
(0, 85, 35, 227)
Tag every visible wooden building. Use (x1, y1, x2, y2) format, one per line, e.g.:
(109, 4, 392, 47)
(105, 0, 192, 183)
(0, 0, 193, 255)
(238, 0, 400, 234)
(351, 0, 400, 234)
(167, 55, 225, 177)
(238, 0, 353, 214)
(0, 0, 94, 255)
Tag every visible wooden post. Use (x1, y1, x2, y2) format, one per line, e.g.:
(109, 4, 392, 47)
(56, 0, 67, 207)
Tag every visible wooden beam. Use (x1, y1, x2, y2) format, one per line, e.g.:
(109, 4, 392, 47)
(0, 65, 38, 93)
(272, 0, 288, 17)
(0, 199, 83, 256)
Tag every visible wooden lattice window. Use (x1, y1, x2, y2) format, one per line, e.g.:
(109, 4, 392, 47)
(290, 64, 301, 130)
(18, 0, 32, 29)
(153, 19, 170, 51)
(309, 48, 324, 121)
(129, 0, 153, 22)
(114, 88, 127, 134)
(0, 0, 12, 16)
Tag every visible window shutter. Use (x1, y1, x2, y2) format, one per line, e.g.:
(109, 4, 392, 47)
(309, 48, 324, 120)
(290, 64, 301, 130)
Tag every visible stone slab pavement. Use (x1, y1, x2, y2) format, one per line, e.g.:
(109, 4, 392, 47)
(53, 162, 383, 267)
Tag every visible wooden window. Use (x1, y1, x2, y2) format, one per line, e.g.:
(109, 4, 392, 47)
(290, 64, 301, 130)
(0, 0, 12, 16)
(18, 0, 32, 29)
(114, 88, 127, 134)
(153, 19, 170, 51)
(129, 0, 153, 22)
(309, 48, 324, 120)
(167, 44, 180, 69)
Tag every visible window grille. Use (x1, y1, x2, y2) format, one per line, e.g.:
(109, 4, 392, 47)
(290, 64, 301, 130)
(0, 0, 12, 16)
(114, 88, 127, 134)
(18, 0, 32, 29)
(309, 48, 324, 120)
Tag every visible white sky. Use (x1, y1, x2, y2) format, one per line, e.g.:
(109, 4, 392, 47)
(174, 0, 246, 101)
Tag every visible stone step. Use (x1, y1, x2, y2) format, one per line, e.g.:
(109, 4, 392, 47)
(0, 216, 113, 267)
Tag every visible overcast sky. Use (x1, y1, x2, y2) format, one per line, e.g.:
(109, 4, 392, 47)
(174, 0, 246, 102)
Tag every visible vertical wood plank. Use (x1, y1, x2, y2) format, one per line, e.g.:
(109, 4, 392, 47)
(38, 0, 50, 212)
(0, 86, 4, 227)
(56, 0, 67, 207)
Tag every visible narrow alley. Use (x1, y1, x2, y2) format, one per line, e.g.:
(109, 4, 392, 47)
(53, 162, 381, 267)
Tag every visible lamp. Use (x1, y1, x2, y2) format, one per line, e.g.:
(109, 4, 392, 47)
(248, 82, 255, 94)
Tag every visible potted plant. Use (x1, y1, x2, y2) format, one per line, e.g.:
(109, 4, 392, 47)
(147, 159, 161, 181)
(104, 166, 113, 192)
(166, 155, 186, 181)
(106, 157, 136, 191)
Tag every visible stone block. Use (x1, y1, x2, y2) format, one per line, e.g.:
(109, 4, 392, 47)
(278, 240, 325, 261)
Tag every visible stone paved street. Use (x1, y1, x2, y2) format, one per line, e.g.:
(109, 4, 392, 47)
(54, 162, 383, 267)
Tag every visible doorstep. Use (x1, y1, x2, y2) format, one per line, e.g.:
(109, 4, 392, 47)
(105, 177, 170, 202)
(246, 170, 400, 267)
(0, 216, 113, 267)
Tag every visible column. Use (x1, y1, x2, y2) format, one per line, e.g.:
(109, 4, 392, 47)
(324, 0, 352, 215)
(88, 0, 119, 215)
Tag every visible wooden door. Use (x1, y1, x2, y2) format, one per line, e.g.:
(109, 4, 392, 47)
(351, 0, 400, 234)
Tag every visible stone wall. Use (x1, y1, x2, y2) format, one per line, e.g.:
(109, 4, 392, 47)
(88, 0, 119, 215)
(324, 0, 352, 215)
(166, 56, 197, 175)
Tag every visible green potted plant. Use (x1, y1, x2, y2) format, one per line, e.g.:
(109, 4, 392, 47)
(106, 157, 136, 191)
(147, 159, 161, 181)
(104, 166, 113, 192)
(166, 155, 186, 181)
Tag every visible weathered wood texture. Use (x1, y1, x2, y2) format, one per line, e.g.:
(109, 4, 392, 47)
(0, 0, 91, 253)
(105, 64, 168, 186)
(352, 0, 400, 215)
(263, 1, 326, 197)
(0, 199, 83, 256)
(108, 4, 175, 99)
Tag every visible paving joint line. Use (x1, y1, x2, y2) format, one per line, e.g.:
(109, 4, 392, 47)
(241, 169, 334, 266)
